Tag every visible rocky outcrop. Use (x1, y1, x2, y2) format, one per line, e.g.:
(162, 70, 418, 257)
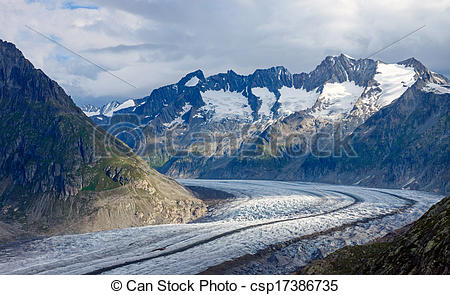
(298, 196, 450, 274)
(293, 54, 377, 90)
(0, 40, 206, 243)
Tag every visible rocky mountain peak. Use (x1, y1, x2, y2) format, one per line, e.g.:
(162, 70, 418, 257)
(226, 69, 238, 76)
(250, 66, 293, 90)
(324, 53, 356, 63)
(179, 69, 205, 87)
(295, 54, 376, 91)
(398, 57, 448, 84)
(399, 57, 430, 69)
(0, 39, 77, 109)
(80, 104, 99, 113)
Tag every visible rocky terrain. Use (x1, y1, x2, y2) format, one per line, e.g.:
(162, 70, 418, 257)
(0, 40, 206, 244)
(298, 196, 449, 274)
(82, 55, 449, 193)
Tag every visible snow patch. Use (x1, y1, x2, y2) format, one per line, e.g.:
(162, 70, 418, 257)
(422, 83, 450, 95)
(312, 81, 364, 119)
(278, 86, 319, 116)
(251, 87, 276, 119)
(374, 63, 416, 107)
(163, 103, 192, 128)
(200, 90, 252, 121)
(342, 53, 355, 59)
(83, 110, 100, 117)
(103, 99, 135, 117)
(185, 76, 200, 87)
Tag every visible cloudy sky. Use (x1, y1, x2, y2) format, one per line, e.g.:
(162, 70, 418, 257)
(1, 0, 449, 106)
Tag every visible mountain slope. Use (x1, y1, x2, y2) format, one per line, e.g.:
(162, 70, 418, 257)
(308, 80, 450, 192)
(0, 40, 206, 243)
(298, 196, 450, 274)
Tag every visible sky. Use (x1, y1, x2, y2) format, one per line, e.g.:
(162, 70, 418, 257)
(1, 0, 449, 106)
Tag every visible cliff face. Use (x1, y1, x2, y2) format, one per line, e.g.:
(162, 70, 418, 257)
(0, 40, 206, 243)
(298, 196, 450, 275)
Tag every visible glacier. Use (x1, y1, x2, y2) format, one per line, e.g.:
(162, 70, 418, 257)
(0, 180, 444, 275)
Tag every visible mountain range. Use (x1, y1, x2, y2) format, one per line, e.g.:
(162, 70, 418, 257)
(81, 54, 449, 193)
(0, 40, 206, 243)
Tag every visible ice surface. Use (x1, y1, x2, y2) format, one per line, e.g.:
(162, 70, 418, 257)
(103, 99, 135, 117)
(374, 63, 416, 107)
(251, 87, 276, 119)
(200, 90, 252, 121)
(278, 86, 319, 116)
(422, 82, 450, 95)
(0, 180, 443, 275)
(185, 76, 200, 87)
(312, 81, 364, 118)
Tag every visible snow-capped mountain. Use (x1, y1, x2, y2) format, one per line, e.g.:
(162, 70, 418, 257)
(79, 104, 100, 116)
(80, 98, 141, 120)
(83, 54, 445, 127)
(80, 54, 449, 192)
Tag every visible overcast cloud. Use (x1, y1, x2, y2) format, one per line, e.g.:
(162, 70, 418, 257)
(1, 0, 449, 105)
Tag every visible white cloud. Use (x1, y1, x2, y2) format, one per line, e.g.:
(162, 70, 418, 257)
(0, 0, 449, 106)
